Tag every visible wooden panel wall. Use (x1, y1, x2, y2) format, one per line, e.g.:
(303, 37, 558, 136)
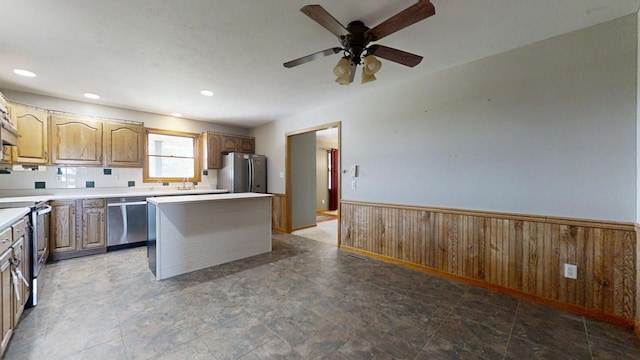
(340, 200, 637, 323)
(271, 194, 286, 232)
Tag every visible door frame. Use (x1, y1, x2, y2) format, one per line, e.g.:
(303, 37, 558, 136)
(285, 121, 342, 245)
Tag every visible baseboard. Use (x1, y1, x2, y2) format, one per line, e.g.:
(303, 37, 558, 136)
(339, 244, 634, 329)
(291, 224, 316, 232)
(49, 247, 107, 261)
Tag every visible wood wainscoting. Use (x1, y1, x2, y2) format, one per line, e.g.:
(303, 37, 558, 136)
(340, 200, 637, 326)
(271, 193, 287, 232)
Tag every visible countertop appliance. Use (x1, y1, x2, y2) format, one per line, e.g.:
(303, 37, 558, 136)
(218, 153, 267, 193)
(106, 196, 147, 250)
(0, 200, 51, 307)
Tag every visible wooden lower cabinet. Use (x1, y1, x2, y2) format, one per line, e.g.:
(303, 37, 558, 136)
(0, 249, 12, 355)
(50, 198, 106, 260)
(0, 215, 30, 358)
(11, 238, 28, 323)
(49, 200, 77, 254)
(79, 201, 106, 250)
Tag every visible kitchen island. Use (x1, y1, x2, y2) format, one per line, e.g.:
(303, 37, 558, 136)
(147, 192, 272, 280)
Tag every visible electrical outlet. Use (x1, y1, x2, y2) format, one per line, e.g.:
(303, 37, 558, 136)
(564, 264, 577, 279)
(351, 180, 356, 189)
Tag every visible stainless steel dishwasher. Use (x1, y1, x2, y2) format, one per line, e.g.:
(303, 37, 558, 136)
(106, 196, 147, 250)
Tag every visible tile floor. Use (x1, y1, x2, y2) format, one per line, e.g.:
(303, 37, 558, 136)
(292, 219, 338, 246)
(5, 231, 640, 360)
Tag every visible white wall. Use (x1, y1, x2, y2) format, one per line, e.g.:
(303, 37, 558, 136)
(290, 131, 316, 229)
(1, 90, 249, 135)
(252, 15, 637, 222)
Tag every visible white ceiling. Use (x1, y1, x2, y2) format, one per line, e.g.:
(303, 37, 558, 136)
(0, 0, 638, 128)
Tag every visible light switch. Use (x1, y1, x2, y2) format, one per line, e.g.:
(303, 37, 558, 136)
(351, 180, 356, 189)
(279, 172, 284, 178)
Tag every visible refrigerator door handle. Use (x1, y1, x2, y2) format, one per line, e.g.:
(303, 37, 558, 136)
(248, 157, 253, 192)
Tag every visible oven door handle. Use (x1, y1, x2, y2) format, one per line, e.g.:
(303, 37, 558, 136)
(107, 201, 147, 207)
(36, 205, 52, 216)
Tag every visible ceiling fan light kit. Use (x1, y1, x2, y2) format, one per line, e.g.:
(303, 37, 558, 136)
(333, 57, 351, 85)
(284, 0, 435, 85)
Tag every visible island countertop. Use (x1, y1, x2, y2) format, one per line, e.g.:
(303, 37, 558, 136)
(147, 192, 272, 205)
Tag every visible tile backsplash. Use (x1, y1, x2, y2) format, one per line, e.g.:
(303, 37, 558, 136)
(0, 166, 217, 191)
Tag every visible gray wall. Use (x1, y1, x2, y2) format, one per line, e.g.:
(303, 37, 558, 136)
(252, 15, 638, 222)
(290, 131, 316, 229)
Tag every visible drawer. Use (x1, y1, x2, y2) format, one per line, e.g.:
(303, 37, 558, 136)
(0, 227, 12, 254)
(11, 236, 24, 254)
(82, 198, 105, 208)
(12, 217, 27, 240)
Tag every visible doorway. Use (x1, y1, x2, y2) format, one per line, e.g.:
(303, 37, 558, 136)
(286, 122, 341, 246)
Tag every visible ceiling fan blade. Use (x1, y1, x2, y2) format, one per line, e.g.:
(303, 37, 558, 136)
(365, 0, 435, 41)
(368, 45, 423, 67)
(300, 5, 349, 37)
(283, 47, 343, 68)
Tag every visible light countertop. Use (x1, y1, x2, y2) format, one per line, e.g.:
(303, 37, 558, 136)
(0, 188, 229, 204)
(148, 192, 272, 205)
(0, 208, 30, 230)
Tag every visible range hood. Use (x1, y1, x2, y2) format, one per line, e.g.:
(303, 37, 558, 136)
(0, 100, 18, 146)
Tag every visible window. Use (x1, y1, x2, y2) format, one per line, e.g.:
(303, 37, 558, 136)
(143, 128, 201, 182)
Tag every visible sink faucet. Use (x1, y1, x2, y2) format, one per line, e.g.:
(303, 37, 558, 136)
(178, 177, 191, 190)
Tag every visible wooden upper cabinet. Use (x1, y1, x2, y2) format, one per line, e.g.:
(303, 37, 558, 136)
(8, 103, 48, 164)
(238, 137, 255, 154)
(205, 132, 221, 169)
(221, 134, 255, 154)
(221, 135, 239, 152)
(50, 115, 103, 165)
(104, 122, 143, 167)
(203, 132, 255, 169)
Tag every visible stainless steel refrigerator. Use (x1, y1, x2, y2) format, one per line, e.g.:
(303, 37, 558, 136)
(218, 153, 267, 193)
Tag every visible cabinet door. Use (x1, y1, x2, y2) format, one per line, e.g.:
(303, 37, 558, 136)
(206, 133, 221, 169)
(8, 103, 49, 164)
(104, 122, 143, 167)
(0, 249, 12, 355)
(10, 238, 27, 324)
(238, 137, 255, 154)
(221, 135, 239, 152)
(50, 115, 103, 165)
(80, 207, 105, 250)
(49, 200, 77, 254)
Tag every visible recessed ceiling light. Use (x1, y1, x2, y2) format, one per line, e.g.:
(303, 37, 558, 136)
(13, 69, 36, 78)
(200, 90, 214, 97)
(83, 93, 100, 100)
(171, 113, 182, 117)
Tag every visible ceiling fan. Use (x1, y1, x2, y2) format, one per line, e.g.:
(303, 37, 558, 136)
(283, 0, 436, 85)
